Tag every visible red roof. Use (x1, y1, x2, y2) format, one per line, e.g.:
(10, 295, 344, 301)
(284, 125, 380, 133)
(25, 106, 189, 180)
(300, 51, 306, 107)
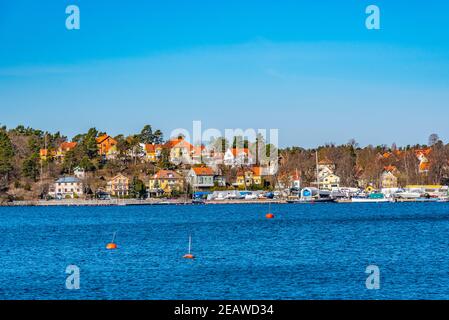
(384, 165, 397, 172)
(231, 148, 250, 157)
(165, 137, 194, 150)
(145, 144, 163, 153)
(191, 167, 214, 176)
(237, 166, 263, 176)
(153, 170, 182, 179)
(415, 148, 432, 157)
(60, 142, 77, 151)
(318, 158, 333, 165)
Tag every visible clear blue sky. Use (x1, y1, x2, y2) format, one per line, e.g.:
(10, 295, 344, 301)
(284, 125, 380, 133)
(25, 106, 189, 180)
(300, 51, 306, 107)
(1, 0, 449, 147)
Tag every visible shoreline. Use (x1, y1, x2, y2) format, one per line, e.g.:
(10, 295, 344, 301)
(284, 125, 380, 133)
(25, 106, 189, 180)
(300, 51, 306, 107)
(1, 198, 447, 207)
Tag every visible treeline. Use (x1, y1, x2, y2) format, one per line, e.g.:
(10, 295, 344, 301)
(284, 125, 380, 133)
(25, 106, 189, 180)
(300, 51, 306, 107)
(277, 135, 449, 188)
(1, 123, 449, 201)
(0, 124, 165, 200)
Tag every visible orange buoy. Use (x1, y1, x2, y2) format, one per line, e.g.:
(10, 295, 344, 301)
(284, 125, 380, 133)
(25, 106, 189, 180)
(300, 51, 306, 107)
(106, 243, 117, 250)
(183, 235, 195, 259)
(106, 232, 118, 250)
(266, 213, 275, 219)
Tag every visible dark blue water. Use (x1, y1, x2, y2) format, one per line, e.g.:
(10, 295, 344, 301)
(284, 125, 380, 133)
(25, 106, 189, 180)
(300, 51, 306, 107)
(1, 203, 449, 300)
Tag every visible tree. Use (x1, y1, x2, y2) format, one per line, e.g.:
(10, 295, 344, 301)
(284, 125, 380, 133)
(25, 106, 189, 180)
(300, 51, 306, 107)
(152, 130, 164, 144)
(0, 130, 14, 189)
(130, 176, 146, 199)
(79, 156, 96, 172)
(22, 153, 40, 181)
(83, 128, 99, 160)
(429, 133, 440, 147)
(139, 125, 154, 144)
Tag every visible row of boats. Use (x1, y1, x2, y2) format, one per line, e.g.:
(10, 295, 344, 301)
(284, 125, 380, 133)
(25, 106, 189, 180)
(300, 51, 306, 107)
(287, 187, 449, 204)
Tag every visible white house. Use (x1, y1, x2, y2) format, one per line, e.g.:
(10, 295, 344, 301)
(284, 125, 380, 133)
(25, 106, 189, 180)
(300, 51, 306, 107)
(188, 167, 215, 189)
(51, 176, 84, 199)
(317, 159, 340, 190)
(73, 166, 85, 179)
(223, 148, 254, 167)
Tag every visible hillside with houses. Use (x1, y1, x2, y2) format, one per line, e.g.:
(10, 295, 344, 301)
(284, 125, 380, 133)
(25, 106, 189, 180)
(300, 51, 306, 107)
(0, 124, 448, 203)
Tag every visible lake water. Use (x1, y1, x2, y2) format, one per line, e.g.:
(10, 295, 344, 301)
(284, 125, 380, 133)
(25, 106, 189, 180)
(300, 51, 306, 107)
(1, 202, 449, 300)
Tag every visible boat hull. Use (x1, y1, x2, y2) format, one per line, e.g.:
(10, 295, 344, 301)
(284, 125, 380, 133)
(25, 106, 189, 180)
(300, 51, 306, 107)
(351, 198, 390, 203)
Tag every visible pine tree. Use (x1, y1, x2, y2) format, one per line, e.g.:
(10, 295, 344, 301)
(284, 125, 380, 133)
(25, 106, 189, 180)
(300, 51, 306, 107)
(0, 130, 14, 189)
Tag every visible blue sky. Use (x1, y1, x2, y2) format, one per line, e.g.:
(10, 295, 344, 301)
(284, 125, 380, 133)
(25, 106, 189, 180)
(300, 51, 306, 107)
(0, 0, 449, 147)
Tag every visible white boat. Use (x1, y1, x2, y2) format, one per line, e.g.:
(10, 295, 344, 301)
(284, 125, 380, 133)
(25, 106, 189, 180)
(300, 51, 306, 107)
(394, 190, 422, 199)
(351, 197, 390, 203)
(351, 193, 390, 203)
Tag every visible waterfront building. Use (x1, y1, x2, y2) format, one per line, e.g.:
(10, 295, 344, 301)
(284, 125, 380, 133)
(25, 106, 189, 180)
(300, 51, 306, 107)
(106, 174, 130, 197)
(381, 165, 399, 189)
(51, 176, 84, 199)
(148, 170, 185, 195)
(317, 158, 340, 190)
(188, 167, 216, 190)
(235, 166, 264, 188)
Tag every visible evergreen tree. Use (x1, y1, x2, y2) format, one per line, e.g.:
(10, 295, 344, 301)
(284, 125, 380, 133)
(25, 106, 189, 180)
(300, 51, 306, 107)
(0, 130, 14, 183)
(22, 153, 40, 181)
(139, 125, 154, 144)
(152, 130, 164, 144)
(130, 176, 146, 199)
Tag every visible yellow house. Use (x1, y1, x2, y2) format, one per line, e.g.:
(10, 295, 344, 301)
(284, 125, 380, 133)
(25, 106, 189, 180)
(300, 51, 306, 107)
(40, 141, 77, 162)
(235, 166, 263, 188)
(106, 173, 130, 197)
(165, 137, 194, 163)
(145, 144, 163, 162)
(148, 170, 185, 195)
(381, 166, 399, 189)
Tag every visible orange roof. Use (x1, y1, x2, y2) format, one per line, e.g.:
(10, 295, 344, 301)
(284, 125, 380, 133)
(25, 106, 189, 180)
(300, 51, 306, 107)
(165, 137, 194, 150)
(393, 150, 403, 156)
(96, 134, 117, 144)
(419, 162, 430, 171)
(415, 148, 432, 156)
(60, 141, 77, 151)
(231, 148, 250, 157)
(191, 167, 214, 176)
(145, 144, 163, 153)
(192, 145, 206, 156)
(292, 170, 301, 180)
(153, 170, 182, 179)
(384, 165, 397, 172)
(251, 166, 263, 176)
(318, 158, 333, 165)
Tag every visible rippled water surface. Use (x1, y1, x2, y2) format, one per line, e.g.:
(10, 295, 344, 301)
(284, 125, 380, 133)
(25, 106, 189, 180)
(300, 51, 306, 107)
(1, 202, 449, 300)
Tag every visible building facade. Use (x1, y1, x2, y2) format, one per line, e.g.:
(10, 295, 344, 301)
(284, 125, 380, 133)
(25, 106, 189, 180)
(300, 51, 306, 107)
(106, 173, 130, 197)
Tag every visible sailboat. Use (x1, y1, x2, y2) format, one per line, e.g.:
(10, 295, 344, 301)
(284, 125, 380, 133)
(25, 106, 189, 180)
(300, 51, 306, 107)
(287, 151, 335, 204)
(183, 235, 195, 259)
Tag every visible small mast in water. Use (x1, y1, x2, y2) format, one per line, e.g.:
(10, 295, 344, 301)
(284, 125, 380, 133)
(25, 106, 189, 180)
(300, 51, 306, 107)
(183, 235, 195, 259)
